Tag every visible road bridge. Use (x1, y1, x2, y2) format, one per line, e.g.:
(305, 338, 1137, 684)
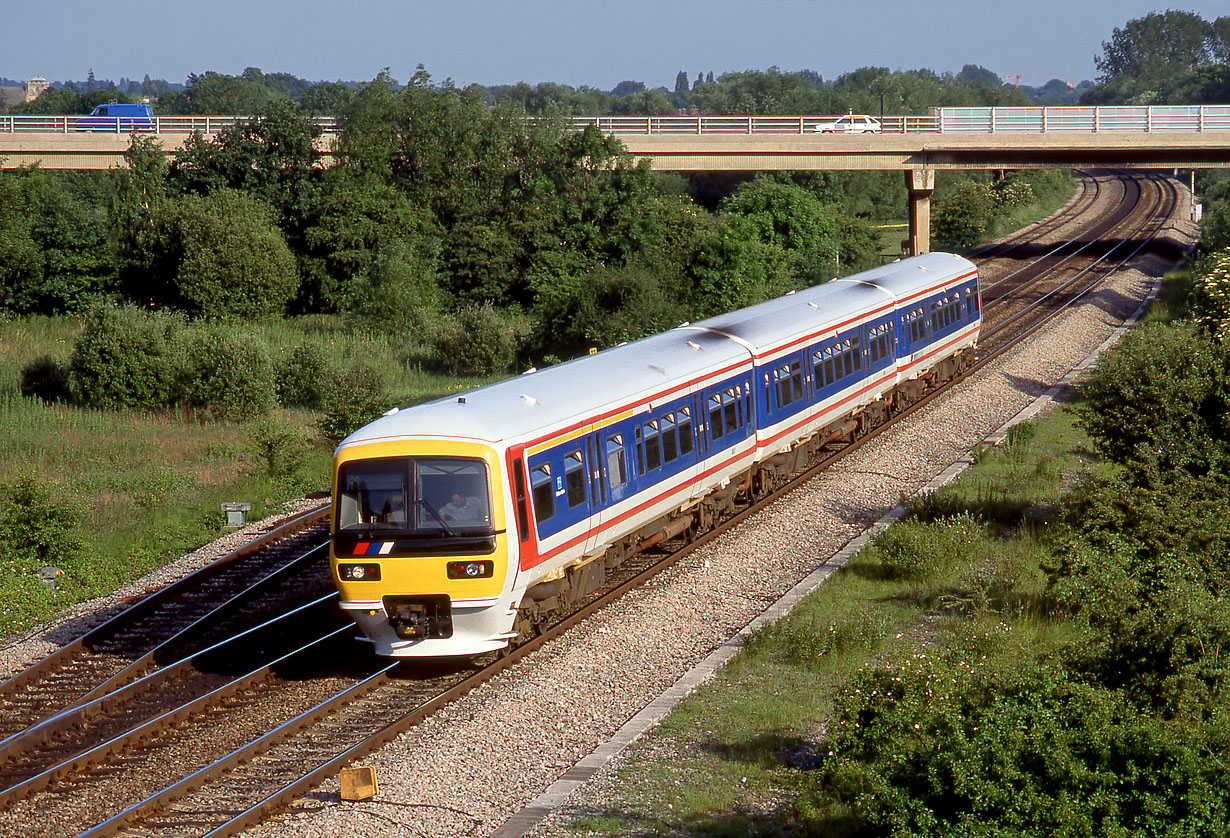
(4, 105, 1228, 253)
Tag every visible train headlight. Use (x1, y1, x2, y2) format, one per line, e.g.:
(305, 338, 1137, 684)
(447, 560, 494, 579)
(338, 563, 381, 582)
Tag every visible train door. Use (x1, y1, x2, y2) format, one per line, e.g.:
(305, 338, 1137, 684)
(582, 429, 606, 556)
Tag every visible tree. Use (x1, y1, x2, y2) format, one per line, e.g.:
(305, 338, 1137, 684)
(169, 100, 321, 236)
(171, 189, 299, 320)
(674, 70, 690, 95)
(720, 176, 841, 284)
(1095, 11, 1214, 84)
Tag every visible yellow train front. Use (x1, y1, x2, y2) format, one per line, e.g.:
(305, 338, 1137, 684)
(331, 435, 521, 657)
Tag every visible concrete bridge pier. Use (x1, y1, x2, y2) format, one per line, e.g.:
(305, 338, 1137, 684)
(905, 168, 934, 255)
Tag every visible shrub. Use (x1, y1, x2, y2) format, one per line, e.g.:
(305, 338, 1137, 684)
(431, 302, 525, 376)
(177, 325, 276, 420)
(1191, 246, 1230, 342)
(1075, 321, 1229, 477)
(172, 189, 298, 321)
(932, 181, 993, 251)
(248, 416, 310, 479)
(0, 474, 80, 566)
(275, 343, 332, 409)
(19, 355, 71, 402)
(814, 663, 1230, 836)
(69, 304, 182, 409)
(317, 359, 390, 444)
(867, 514, 984, 582)
(530, 264, 686, 361)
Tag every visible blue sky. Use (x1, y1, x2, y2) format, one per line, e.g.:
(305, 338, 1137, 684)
(8, 2, 1230, 90)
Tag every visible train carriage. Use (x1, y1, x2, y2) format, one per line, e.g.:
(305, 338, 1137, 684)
(331, 253, 980, 657)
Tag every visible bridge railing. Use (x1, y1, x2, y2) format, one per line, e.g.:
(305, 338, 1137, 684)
(6, 106, 1230, 136)
(0, 115, 342, 134)
(566, 115, 939, 134)
(934, 105, 1230, 133)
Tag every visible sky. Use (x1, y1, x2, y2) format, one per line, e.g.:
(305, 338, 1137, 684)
(7, 1, 1230, 91)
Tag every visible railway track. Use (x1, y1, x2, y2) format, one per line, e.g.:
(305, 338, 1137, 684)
(0, 171, 1187, 838)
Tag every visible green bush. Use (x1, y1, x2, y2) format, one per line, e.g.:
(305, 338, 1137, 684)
(1191, 246, 1230, 342)
(932, 181, 994, 251)
(1075, 321, 1229, 478)
(172, 189, 299, 321)
(529, 264, 686, 361)
(317, 359, 390, 443)
(69, 304, 182, 409)
(177, 325, 276, 420)
(814, 662, 1230, 836)
(275, 343, 332, 409)
(19, 355, 71, 402)
(0, 474, 80, 566)
(866, 514, 983, 582)
(431, 302, 525, 376)
(248, 416, 310, 479)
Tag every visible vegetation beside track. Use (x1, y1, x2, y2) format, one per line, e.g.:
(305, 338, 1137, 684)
(539, 267, 1230, 837)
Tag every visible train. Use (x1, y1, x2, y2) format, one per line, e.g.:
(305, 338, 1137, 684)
(330, 252, 981, 657)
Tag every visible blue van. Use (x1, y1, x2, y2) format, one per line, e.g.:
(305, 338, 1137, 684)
(75, 102, 156, 132)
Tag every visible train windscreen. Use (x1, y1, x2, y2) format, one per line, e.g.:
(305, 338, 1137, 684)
(336, 456, 493, 535)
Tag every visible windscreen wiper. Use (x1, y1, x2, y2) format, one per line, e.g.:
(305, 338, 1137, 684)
(416, 497, 456, 537)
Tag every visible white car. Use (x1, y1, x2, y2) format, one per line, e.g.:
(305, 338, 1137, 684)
(816, 114, 882, 134)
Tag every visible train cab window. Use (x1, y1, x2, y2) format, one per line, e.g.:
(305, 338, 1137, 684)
(678, 408, 694, 456)
(606, 435, 627, 489)
(564, 450, 587, 508)
(337, 456, 493, 536)
(530, 464, 555, 523)
(338, 460, 407, 530)
(709, 393, 725, 439)
(661, 413, 679, 463)
(644, 420, 662, 471)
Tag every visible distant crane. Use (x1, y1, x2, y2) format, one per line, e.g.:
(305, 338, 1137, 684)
(1003, 74, 1075, 90)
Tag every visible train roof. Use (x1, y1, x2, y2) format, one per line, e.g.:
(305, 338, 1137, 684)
(339, 323, 749, 449)
(686, 251, 975, 358)
(336, 253, 978, 452)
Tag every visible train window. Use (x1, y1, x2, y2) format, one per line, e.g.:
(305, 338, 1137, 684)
(776, 364, 792, 408)
(723, 388, 738, 430)
(763, 373, 771, 410)
(745, 382, 753, 423)
(709, 394, 725, 439)
(869, 332, 880, 364)
(644, 420, 662, 471)
(635, 426, 645, 475)
(513, 459, 530, 542)
(790, 361, 804, 404)
(851, 335, 861, 371)
(606, 435, 628, 489)
(531, 464, 554, 523)
(661, 413, 678, 463)
(678, 408, 694, 456)
(564, 450, 586, 508)
(338, 460, 408, 530)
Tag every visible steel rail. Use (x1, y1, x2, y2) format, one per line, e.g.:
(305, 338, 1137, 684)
(0, 593, 348, 808)
(0, 506, 328, 735)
